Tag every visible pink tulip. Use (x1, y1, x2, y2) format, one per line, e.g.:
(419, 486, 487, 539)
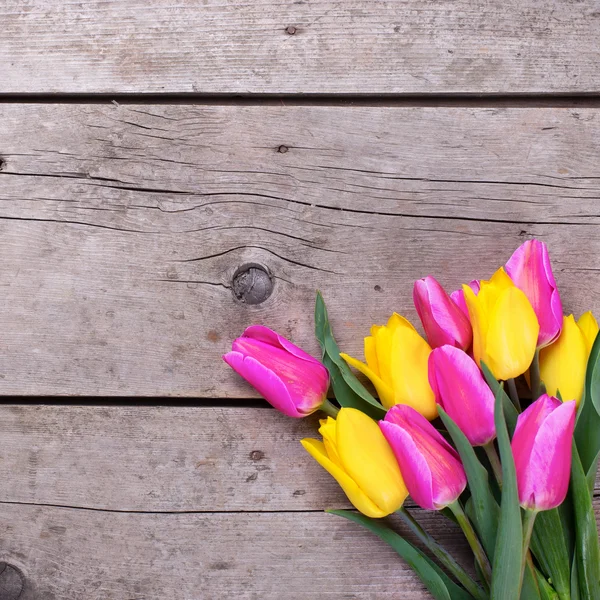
(414, 276, 472, 350)
(450, 280, 481, 319)
(512, 394, 576, 511)
(505, 240, 563, 347)
(380, 404, 467, 510)
(428, 345, 496, 446)
(223, 325, 329, 418)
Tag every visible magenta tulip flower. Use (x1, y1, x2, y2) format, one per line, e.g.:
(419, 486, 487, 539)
(380, 404, 467, 510)
(450, 280, 481, 319)
(512, 394, 576, 511)
(505, 240, 563, 348)
(223, 325, 329, 418)
(414, 276, 472, 350)
(428, 345, 496, 446)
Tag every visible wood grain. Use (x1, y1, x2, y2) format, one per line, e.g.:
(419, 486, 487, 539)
(2, 104, 600, 396)
(1, 0, 600, 94)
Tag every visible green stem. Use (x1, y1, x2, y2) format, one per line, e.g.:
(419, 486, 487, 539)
(449, 500, 492, 588)
(529, 348, 542, 400)
(519, 509, 539, 597)
(397, 508, 488, 600)
(507, 378, 521, 412)
(320, 399, 340, 418)
(483, 441, 503, 489)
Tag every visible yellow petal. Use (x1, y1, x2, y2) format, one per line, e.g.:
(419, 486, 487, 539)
(386, 312, 416, 333)
(301, 438, 390, 518)
(540, 315, 587, 405)
(340, 353, 395, 409)
(318, 417, 343, 469)
(389, 326, 437, 420)
(486, 287, 539, 380)
(373, 325, 394, 384)
(364, 336, 380, 376)
(463, 283, 487, 368)
(336, 408, 408, 515)
(577, 311, 599, 356)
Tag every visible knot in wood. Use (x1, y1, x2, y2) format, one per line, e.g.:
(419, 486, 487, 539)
(0, 563, 25, 600)
(232, 264, 273, 305)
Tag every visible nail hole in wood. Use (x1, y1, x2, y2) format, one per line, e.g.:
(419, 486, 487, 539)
(285, 25, 297, 35)
(277, 145, 289, 153)
(232, 264, 273, 305)
(0, 158, 5, 172)
(0, 563, 25, 600)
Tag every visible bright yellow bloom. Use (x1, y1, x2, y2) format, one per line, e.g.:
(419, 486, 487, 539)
(463, 268, 539, 380)
(301, 408, 408, 518)
(577, 311, 599, 356)
(340, 313, 437, 419)
(540, 314, 590, 405)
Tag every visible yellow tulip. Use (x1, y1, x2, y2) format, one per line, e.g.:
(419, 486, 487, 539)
(540, 314, 590, 405)
(577, 311, 599, 356)
(463, 268, 539, 380)
(339, 313, 437, 419)
(301, 408, 408, 518)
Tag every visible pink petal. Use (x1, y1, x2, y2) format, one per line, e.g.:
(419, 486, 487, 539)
(243, 325, 322, 366)
(223, 351, 301, 417)
(428, 345, 496, 445)
(450, 280, 481, 319)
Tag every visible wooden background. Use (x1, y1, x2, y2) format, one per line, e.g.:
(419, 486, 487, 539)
(1, 1, 600, 598)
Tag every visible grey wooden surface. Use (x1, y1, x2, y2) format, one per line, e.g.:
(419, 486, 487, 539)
(1, 0, 600, 94)
(2, 1, 600, 598)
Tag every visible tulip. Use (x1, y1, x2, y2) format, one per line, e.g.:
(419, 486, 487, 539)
(379, 404, 467, 510)
(223, 325, 329, 418)
(463, 268, 539, 380)
(512, 394, 576, 510)
(450, 280, 480, 319)
(577, 311, 599, 356)
(413, 276, 472, 350)
(301, 408, 408, 518)
(505, 239, 563, 348)
(539, 315, 587, 405)
(428, 345, 496, 446)
(340, 313, 437, 419)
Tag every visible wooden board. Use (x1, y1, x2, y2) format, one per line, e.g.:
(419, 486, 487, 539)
(0, 405, 596, 599)
(1, 104, 600, 396)
(1, 1, 600, 94)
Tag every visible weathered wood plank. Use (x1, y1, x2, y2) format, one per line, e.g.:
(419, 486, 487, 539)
(0, 406, 598, 512)
(0, 504, 470, 600)
(1, 1, 600, 94)
(1, 105, 600, 396)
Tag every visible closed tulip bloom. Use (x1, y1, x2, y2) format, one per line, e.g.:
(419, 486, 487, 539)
(428, 345, 496, 446)
(380, 404, 467, 510)
(539, 315, 587, 405)
(413, 276, 473, 350)
(302, 408, 408, 518)
(512, 394, 576, 510)
(505, 240, 563, 348)
(341, 313, 437, 419)
(577, 311, 599, 355)
(450, 280, 481, 319)
(223, 325, 329, 418)
(463, 268, 539, 381)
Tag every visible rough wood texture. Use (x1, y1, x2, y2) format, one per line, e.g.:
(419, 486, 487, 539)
(1, 104, 600, 396)
(2, 1, 600, 94)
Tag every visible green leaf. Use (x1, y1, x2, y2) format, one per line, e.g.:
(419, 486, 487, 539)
(529, 509, 571, 599)
(570, 441, 600, 599)
(490, 384, 523, 600)
(520, 562, 542, 600)
(534, 569, 559, 600)
(438, 406, 499, 558)
(586, 331, 600, 417)
(327, 510, 471, 600)
(481, 362, 518, 434)
(314, 292, 385, 420)
(570, 551, 581, 600)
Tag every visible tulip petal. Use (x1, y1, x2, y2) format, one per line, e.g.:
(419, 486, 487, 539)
(540, 315, 587, 404)
(243, 324, 322, 365)
(428, 345, 496, 446)
(364, 336, 380, 376)
(505, 240, 563, 347)
(223, 351, 301, 417)
(341, 353, 395, 409)
(301, 439, 388, 518)
(336, 409, 408, 515)
(390, 326, 437, 419)
(577, 311, 599, 356)
(486, 286, 539, 380)
(387, 312, 416, 333)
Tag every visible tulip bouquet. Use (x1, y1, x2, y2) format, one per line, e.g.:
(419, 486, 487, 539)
(224, 240, 600, 600)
